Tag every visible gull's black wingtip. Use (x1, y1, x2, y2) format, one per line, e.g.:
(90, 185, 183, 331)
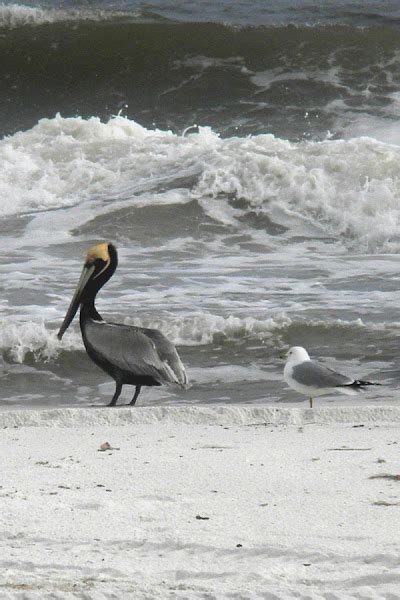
(350, 380, 382, 389)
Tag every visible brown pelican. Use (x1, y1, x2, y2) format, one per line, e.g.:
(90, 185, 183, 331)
(57, 242, 188, 406)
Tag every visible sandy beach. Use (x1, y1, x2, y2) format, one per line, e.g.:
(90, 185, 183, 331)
(1, 405, 400, 599)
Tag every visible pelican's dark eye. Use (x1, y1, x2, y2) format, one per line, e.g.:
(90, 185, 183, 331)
(91, 256, 111, 281)
(94, 258, 106, 269)
(85, 257, 104, 271)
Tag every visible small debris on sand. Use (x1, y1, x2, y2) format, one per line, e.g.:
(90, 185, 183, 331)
(99, 442, 111, 451)
(98, 442, 120, 452)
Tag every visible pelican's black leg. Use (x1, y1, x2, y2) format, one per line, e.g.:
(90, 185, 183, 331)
(130, 385, 141, 406)
(108, 382, 122, 407)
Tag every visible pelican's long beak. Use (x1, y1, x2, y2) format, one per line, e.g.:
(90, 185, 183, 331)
(57, 263, 95, 340)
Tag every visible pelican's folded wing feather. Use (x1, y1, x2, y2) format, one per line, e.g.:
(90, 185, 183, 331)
(85, 321, 188, 387)
(142, 328, 188, 386)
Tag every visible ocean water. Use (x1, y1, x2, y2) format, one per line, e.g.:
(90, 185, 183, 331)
(1, 0, 400, 408)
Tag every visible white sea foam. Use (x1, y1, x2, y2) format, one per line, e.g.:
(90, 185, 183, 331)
(0, 4, 134, 28)
(0, 320, 82, 363)
(251, 66, 342, 92)
(0, 115, 213, 219)
(0, 313, 381, 365)
(193, 134, 400, 250)
(2, 114, 400, 250)
(0, 4, 54, 27)
(0, 313, 286, 363)
(125, 312, 292, 346)
(173, 55, 246, 70)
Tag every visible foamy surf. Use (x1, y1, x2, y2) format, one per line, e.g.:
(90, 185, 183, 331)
(0, 4, 140, 28)
(0, 115, 208, 218)
(0, 313, 392, 365)
(0, 320, 81, 363)
(0, 313, 284, 364)
(2, 115, 400, 250)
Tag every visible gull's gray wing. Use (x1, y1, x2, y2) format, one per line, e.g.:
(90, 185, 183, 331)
(292, 361, 352, 388)
(85, 321, 188, 387)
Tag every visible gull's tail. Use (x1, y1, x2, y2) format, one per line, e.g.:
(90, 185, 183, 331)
(342, 380, 382, 393)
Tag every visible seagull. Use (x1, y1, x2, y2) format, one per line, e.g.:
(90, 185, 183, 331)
(283, 346, 379, 408)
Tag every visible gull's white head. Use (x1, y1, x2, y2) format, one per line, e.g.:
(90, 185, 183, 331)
(286, 346, 310, 364)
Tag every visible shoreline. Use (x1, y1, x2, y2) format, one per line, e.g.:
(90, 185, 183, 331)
(0, 403, 400, 428)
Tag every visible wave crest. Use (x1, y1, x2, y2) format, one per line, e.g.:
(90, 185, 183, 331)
(125, 312, 292, 346)
(0, 321, 81, 363)
(193, 135, 400, 250)
(2, 115, 400, 250)
(0, 313, 379, 365)
(0, 313, 287, 364)
(0, 4, 140, 28)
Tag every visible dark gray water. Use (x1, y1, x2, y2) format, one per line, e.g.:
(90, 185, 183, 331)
(0, 1, 400, 408)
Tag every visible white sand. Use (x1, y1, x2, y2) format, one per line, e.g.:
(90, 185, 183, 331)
(1, 405, 400, 599)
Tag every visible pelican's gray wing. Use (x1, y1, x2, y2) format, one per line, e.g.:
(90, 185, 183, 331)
(292, 361, 352, 389)
(142, 328, 188, 386)
(85, 321, 188, 387)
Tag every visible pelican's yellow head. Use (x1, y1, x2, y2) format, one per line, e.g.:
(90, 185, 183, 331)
(57, 242, 118, 340)
(86, 242, 111, 265)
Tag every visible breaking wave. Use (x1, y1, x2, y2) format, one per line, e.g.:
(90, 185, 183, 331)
(0, 4, 144, 28)
(0, 321, 81, 364)
(0, 313, 386, 365)
(2, 115, 400, 251)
